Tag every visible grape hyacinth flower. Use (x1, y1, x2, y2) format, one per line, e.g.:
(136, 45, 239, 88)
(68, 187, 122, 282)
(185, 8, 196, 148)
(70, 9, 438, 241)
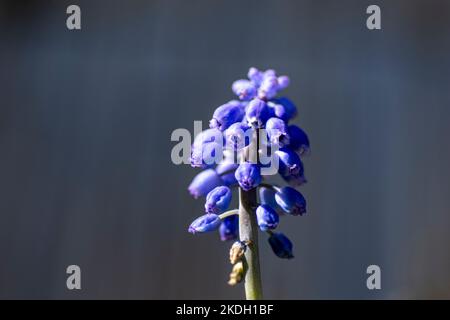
(266, 117, 290, 147)
(205, 186, 232, 214)
(275, 147, 307, 186)
(209, 100, 245, 131)
(268, 232, 294, 259)
(274, 186, 307, 216)
(271, 97, 298, 121)
(232, 80, 257, 101)
(219, 215, 239, 241)
(224, 122, 252, 151)
(287, 125, 310, 155)
(188, 214, 222, 234)
(235, 162, 262, 191)
(184, 67, 311, 300)
(215, 162, 238, 186)
(188, 169, 224, 199)
(245, 98, 271, 127)
(256, 205, 279, 231)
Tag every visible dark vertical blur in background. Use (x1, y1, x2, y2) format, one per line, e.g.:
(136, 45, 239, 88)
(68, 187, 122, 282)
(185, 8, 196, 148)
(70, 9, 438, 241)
(0, 0, 449, 299)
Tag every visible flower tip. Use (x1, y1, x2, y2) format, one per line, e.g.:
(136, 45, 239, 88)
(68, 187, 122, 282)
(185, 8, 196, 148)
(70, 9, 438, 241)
(209, 118, 219, 129)
(188, 187, 200, 199)
(188, 226, 196, 234)
(188, 213, 222, 234)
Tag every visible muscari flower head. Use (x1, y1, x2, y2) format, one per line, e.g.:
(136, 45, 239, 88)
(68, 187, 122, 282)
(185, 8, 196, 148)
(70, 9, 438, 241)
(187, 67, 309, 268)
(275, 186, 307, 216)
(188, 213, 222, 234)
(209, 100, 245, 131)
(256, 204, 279, 232)
(235, 162, 262, 191)
(205, 186, 232, 214)
(219, 215, 239, 241)
(268, 232, 294, 259)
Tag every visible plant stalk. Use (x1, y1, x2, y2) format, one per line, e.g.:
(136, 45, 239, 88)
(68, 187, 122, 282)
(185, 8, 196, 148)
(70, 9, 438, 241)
(239, 187, 263, 300)
(238, 128, 263, 300)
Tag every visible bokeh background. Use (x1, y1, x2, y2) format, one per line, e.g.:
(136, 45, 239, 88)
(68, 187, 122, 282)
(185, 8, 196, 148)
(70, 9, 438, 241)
(0, 0, 449, 299)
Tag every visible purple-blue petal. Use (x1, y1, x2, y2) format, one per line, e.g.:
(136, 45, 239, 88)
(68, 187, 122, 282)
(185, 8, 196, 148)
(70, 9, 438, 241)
(210, 100, 245, 131)
(224, 122, 252, 151)
(268, 232, 294, 259)
(266, 117, 290, 147)
(205, 186, 232, 214)
(188, 169, 223, 199)
(271, 97, 297, 121)
(190, 142, 223, 168)
(232, 80, 257, 101)
(275, 147, 306, 185)
(274, 186, 307, 216)
(219, 215, 239, 241)
(256, 204, 279, 231)
(215, 162, 238, 186)
(287, 125, 310, 155)
(234, 162, 262, 191)
(188, 213, 222, 234)
(245, 98, 271, 127)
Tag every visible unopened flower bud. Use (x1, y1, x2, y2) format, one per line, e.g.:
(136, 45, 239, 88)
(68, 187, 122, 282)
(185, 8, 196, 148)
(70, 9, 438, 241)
(268, 232, 294, 259)
(275, 186, 307, 216)
(210, 100, 245, 131)
(205, 186, 232, 214)
(232, 80, 257, 101)
(256, 204, 279, 231)
(188, 213, 221, 234)
(235, 162, 262, 191)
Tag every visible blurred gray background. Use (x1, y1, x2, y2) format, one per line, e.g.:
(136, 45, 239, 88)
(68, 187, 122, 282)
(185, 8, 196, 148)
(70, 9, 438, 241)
(0, 0, 449, 299)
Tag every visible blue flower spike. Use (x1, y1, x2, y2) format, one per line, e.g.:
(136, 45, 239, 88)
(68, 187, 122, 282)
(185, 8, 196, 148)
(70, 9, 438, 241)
(185, 68, 310, 294)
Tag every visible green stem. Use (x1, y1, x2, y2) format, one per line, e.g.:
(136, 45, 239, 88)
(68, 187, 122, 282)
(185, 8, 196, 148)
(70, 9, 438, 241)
(238, 128, 263, 300)
(219, 209, 239, 219)
(239, 187, 263, 300)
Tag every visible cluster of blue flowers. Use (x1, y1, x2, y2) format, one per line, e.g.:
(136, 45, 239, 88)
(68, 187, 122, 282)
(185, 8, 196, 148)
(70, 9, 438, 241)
(188, 67, 309, 260)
